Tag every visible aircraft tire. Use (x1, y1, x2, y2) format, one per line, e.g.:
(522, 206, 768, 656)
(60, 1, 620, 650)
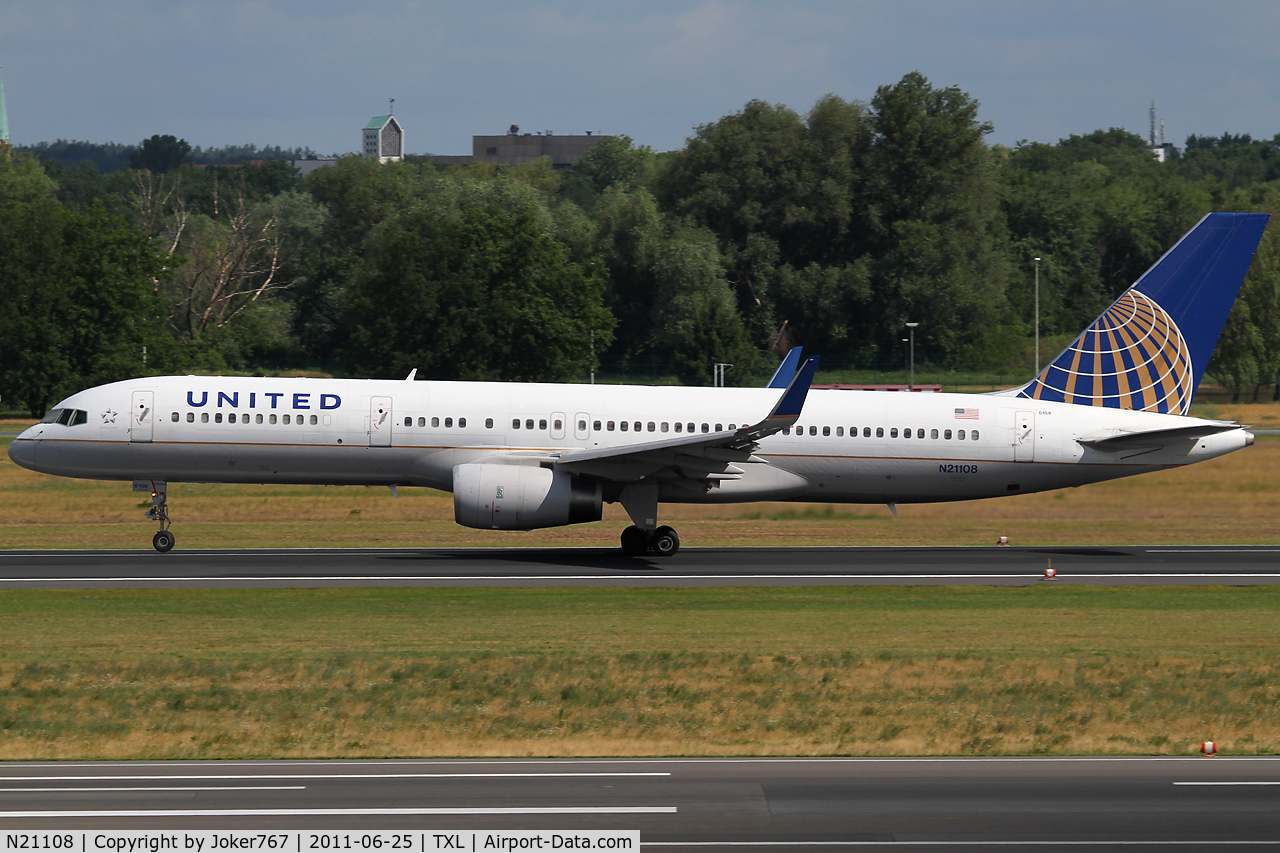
(620, 525, 649, 557)
(153, 530, 175, 553)
(652, 526, 680, 557)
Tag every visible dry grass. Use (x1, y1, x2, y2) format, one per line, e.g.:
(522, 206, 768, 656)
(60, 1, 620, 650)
(2, 434, 1278, 550)
(0, 585, 1277, 759)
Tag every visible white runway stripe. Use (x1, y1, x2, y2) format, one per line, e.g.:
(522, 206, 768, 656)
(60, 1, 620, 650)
(0, 806, 676, 817)
(0, 772, 668, 781)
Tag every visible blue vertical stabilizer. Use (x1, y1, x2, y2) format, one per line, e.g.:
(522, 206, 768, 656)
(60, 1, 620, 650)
(1018, 212, 1269, 414)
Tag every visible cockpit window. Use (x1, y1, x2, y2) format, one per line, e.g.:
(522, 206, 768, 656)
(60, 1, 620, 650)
(41, 408, 87, 426)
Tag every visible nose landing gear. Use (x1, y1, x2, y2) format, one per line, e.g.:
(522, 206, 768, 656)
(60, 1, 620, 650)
(137, 480, 175, 552)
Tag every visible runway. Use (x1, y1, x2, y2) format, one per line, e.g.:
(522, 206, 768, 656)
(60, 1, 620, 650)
(0, 545, 1277, 589)
(0, 757, 1276, 849)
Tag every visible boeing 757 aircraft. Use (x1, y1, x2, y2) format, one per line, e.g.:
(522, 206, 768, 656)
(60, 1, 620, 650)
(8, 213, 1269, 555)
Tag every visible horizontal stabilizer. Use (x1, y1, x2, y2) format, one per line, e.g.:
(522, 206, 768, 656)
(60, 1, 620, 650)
(1077, 422, 1244, 450)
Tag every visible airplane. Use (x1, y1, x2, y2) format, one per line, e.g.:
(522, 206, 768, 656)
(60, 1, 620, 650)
(7, 212, 1269, 556)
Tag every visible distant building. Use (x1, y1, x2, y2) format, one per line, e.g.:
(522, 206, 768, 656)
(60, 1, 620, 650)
(363, 115, 404, 163)
(472, 127, 609, 167)
(1147, 101, 1175, 162)
(425, 126, 611, 168)
(290, 156, 339, 175)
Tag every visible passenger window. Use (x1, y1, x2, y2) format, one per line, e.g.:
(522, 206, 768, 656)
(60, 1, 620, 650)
(486, 418, 494, 429)
(310, 414, 318, 425)
(256, 414, 263, 424)
(578, 419, 587, 432)
(620, 421, 629, 432)
(822, 426, 830, 436)
(876, 427, 884, 438)
(701, 423, 709, 433)
(525, 419, 534, 430)
(809, 426, 817, 436)
(459, 417, 467, 428)
(729, 423, 736, 430)
(944, 429, 952, 440)
(216, 413, 224, 423)
(903, 426, 910, 439)
(228, 413, 237, 424)
(783, 427, 791, 435)
(607, 421, 615, 431)
(445, 417, 453, 428)
(553, 418, 562, 431)
(512, 419, 520, 429)
(661, 422, 669, 433)
(930, 428, 938, 439)
(594, 420, 602, 431)
(890, 427, 897, 438)
(863, 427, 871, 438)
(419, 417, 427, 427)
(202, 413, 210, 423)
(958, 430, 966, 440)
(715, 423, 723, 431)
(186, 412, 194, 423)
(432, 417, 440, 428)
(687, 423, 695, 433)
(675, 422, 683, 433)
(540, 419, 548, 430)
(972, 430, 979, 440)
(634, 421, 642, 432)
(836, 427, 844, 437)
(171, 412, 179, 422)
(647, 422, 655, 432)
(917, 428, 925, 439)
(404, 417, 412, 427)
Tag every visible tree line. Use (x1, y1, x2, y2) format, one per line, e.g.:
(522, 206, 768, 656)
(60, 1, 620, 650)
(4, 72, 1280, 416)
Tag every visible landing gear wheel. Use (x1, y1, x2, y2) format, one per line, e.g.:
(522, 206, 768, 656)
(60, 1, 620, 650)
(621, 525, 649, 557)
(152, 529, 175, 553)
(651, 526, 680, 557)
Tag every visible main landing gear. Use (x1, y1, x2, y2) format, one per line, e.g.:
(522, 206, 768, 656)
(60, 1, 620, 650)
(620, 525, 680, 558)
(141, 481, 175, 552)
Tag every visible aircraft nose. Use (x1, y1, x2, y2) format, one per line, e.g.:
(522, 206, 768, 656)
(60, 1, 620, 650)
(7, 437, 37, 470)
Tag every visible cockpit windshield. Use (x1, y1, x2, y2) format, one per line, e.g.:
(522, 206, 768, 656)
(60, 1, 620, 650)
(39, 408, 88, 426)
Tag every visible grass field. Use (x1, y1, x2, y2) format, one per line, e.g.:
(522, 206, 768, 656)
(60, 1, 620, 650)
(0, 585, 1276, 760)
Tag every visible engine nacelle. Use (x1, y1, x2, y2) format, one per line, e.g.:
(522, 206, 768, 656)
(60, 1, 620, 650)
(453, 463, 602, 530)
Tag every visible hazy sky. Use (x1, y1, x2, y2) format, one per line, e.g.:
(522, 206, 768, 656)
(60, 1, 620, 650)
(3, 1, 1279, 156)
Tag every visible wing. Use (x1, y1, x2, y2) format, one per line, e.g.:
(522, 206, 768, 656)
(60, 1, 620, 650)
(766, 347, 804, 389)
(554, 356, 820, 483)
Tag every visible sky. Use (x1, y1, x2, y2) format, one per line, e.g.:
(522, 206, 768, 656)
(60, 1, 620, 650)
(3, 0, 1280, 156)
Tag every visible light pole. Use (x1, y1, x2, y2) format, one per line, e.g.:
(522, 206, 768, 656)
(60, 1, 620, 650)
(1033, 257, 1041, 375)
(905, 323, 918, 391)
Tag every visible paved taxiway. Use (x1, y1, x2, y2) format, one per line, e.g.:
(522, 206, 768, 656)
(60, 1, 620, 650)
(0, 757, 1276, 849)
(0, 545, 1277, 588)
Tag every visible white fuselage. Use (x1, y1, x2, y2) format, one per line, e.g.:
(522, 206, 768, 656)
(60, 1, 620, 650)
(9, 375, 1252, 506)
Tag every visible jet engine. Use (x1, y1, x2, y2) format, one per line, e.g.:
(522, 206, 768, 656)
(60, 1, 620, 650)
(453, 463, 602, 530)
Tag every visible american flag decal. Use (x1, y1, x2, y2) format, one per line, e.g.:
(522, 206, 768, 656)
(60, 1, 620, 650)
(954, 408, 979, 420)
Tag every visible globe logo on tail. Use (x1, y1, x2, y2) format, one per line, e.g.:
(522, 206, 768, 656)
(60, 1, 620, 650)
(1021, 289, 1194, 415)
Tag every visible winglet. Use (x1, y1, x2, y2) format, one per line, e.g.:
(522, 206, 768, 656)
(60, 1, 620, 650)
(747, 356, 819, 439)
(766, 347, 804, 389)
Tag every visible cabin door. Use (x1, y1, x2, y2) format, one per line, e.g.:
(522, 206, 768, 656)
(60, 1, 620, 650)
(130, 390, 154, 443)
(369, 396, 392, 447)
(1014, 410, 1035, 462)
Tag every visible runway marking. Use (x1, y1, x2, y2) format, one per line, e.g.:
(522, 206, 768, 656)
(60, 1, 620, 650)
(1174, 781, 1280, 785)
(0, 786, 305, 792)
(0, 807, 676, 817)
(0, 772, 669, 781)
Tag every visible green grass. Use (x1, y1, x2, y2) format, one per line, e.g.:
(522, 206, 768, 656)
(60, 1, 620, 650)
(0, 586, 1276, 759)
